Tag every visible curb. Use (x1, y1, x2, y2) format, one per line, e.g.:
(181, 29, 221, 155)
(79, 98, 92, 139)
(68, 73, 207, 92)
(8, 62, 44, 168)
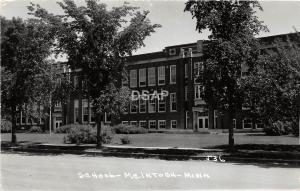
(2, 146, 300, 165)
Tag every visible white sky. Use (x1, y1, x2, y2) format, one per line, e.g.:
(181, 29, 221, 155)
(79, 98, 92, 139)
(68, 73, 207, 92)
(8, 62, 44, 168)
(1, 0, 300, 55)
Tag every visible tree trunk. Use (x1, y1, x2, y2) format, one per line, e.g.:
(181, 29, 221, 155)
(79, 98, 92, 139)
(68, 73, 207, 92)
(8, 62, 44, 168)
(11, 106, 17, 145)
(96, 113, 102, 148)
(228, 108, 234, 151)
(208, 106, 214, 129)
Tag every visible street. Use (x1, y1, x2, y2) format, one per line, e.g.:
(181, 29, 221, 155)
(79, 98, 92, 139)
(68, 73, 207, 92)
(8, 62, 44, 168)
(1, 153, 299, 190)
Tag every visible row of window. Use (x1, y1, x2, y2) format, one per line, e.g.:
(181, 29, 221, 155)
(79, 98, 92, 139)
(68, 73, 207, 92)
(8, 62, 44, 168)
(73, 99, 111, 123)
(126, 93, 177, 114)
(129, 65, 177, 87)
(122, 120, 177, 129)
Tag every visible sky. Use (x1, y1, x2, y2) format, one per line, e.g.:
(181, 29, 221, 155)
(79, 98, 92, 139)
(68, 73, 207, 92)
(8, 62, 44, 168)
(1, 0, 300, 55)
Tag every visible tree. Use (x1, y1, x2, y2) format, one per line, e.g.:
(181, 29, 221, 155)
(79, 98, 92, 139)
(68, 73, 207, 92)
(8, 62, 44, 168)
(1, 16, 55, 144)
(28, 0, 161, 148)
(185, 0, 268, 149)
(243, 33, 300, 135)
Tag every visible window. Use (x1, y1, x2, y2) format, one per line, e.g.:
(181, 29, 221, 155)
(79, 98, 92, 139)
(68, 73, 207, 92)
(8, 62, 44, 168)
(82, 99, 89, 123)
(90, 103, 95, 123)
(74, 99, 79, 123)
(149, 120, 156, 129)
(82, 76, 88, 89)
(148, 99, 156, 113)
(194, 62, 204, 76)
(74, 76, 79, 88)
(243, 118, 252, 129)
(185, 63, 189, 78)
(130, 70, 137, 87)
(158, 97, 166, 112)
(158, 120, 166, 128)
(171, 120, 177, 128)
(232, 119, 236, 129)
(40, 105, 44, 124)
(139, 121, 147, 128)
(56, 78, 61, 87)
(130, 121, 137, 126)
(148, 67, 156, 86)
(185, 86, 188, 101)
(158, 66, 165, 85)
(122, 121, 129, 125)
(170, 65, 176, 84)
(139, 69, 146, 87)
(104, 113, 111, 123)
(139, 99, 146, 113)
(130, 100, 138, 113)
(170, 93, 177, 111)
(21, 111, 26, 124)
(169, 48, 176, 55)
(194, 85, 203, 99)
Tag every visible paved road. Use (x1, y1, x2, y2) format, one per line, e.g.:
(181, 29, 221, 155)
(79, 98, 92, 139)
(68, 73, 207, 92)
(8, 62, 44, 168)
(1, 153, 299, 190)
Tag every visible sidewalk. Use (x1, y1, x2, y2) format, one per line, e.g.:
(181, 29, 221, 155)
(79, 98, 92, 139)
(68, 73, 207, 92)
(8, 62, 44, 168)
(1, 141, 300, 165)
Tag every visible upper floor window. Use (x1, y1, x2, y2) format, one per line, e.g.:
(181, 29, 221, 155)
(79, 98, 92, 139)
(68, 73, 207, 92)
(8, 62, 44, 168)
(169, 48, 176, 56)
(170, 65, 176, 84)
(130, 70, 137, 88)
(148, 99, 156, 113)
(158, 66, 165, 85)
(139, 69, 146, 87)
(185, 86, 188, 101)
(139, 99, 146, 113)
(74, 76, 79, 88)
(148, 67, 156, 86)
(194, 85, 203, 99)
(130, 100, 138, 113)
(170, 93, 177, 112)
(74, 99, 79, 123)
(82, 99, 89, 123)
(185, 63, 189, 78)
(194, 62, 204, 76)
(158, 97, 166, 112)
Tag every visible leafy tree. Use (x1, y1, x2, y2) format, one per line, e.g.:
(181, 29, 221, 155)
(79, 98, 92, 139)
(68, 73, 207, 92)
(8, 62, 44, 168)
(243, 34, 300, 135)
(1, 16, 56, 144)
(28, 0, 161, 147)
(185, 0, 268, 148)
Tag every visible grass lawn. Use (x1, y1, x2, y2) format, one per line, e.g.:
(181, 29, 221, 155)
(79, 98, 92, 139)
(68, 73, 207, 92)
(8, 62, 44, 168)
(1, 132, 298, 149)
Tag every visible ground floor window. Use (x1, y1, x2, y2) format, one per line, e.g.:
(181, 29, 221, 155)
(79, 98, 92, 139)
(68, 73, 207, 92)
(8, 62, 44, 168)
(122, 121, 129, 125)
(158, 120, 166, 128)
(232, 119, 236, 129)
(139, 121, 147, 128)
(130, 121, 138, 126)
(171, 120, 177, 128)
(149, 120, 156, 129)
(243, 118, 252, 129)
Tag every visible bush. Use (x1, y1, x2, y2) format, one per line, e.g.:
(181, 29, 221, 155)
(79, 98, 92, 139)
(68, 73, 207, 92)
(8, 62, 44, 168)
(56, 124, 73, 133)
(1, 119, 12, 133)
(64, 124, 114, 144)
(28, 126, 43, 133)
(113, 124, 148, 134)
(264, 121, 293, 136)
(120, 136, 131, 144)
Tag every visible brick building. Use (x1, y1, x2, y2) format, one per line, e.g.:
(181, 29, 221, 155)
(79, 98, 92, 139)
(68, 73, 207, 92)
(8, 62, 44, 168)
(15, 32, 299, 132)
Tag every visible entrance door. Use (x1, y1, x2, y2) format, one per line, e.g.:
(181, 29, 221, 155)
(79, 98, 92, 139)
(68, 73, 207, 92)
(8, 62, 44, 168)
(55, 120, 62, 129)
(198, 117, 208, 129)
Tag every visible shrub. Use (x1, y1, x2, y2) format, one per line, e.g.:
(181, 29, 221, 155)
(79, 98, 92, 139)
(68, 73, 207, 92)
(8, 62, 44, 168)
(120, 136, 131, 144)
(102, 125, 115, 144)
(56, 124, 73, 133)
(264, 121, 293, 136)
(1, 119, 12, 133)
(113, 124, 148, 134)
(28, 126, 43, 133)
(64, 124, 114, 144)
